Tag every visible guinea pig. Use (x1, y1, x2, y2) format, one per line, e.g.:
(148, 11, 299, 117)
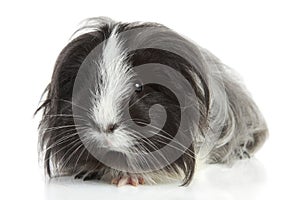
(36, 17, 268, 186)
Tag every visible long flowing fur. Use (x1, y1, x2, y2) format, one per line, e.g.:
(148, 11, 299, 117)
(36, 17, 268, 185)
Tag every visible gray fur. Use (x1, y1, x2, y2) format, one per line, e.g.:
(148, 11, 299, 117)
(37, 17, 268, 185)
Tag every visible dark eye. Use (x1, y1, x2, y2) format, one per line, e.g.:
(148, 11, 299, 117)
(134, 82, 143, 92)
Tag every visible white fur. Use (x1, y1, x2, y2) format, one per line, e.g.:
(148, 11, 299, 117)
(89, 27, 135, 151)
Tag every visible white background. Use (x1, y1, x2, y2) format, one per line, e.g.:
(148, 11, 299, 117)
(0, 0, 299, 199)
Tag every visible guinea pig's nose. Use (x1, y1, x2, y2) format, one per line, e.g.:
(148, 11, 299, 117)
(105, 123, 118, 133)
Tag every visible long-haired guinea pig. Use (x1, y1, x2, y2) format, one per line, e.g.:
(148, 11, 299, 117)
(36, 17, 268, 186)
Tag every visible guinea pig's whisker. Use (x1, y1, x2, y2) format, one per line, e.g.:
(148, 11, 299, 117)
(131, 121, 195, 156)
(43, 114, 90, 124)
(41, 124, 82, 132)
(60, 142, 87, 171)
(129, 147, 153, 171)
(124, 129, 160, 151)
(126, 129, 172, 167)
(55, 99, 91, 114)
(139, 131, 195, 161)
(45, 138, 83, 163)
(58, 135, 89, 168)
(47, 131, 89, 152)
(121, 121, 196, 164)
(121, 118, 149, 125)
(127, 145, 158, 171)
(50, 129, 88, 151)
(147, 133, 195, 159)
(44, 114, 83, 118)
(128, 93, 151, 109)
(147, 129, 195, 155)
(125, 129, 159, 150)
(155, 137, 195, 158)
(35, 17, 269, 186)
(43, 131, 83, 151)
(124, 125, 166, 150)
(72, 146, 88, 173)
(140, 148, 170, 171)
(132, 121, 185, 141)
(42, 126, 87, 144)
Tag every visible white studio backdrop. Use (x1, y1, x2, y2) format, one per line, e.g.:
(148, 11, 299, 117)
(0, 0, 299, 200)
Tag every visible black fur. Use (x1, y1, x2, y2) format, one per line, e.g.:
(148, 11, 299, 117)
(36, 18, 267, 186)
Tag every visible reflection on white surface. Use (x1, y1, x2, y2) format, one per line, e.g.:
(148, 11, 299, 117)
(45, 158, 266, 200)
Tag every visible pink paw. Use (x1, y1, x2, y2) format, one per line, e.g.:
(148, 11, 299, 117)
(111, 176, 145, 187)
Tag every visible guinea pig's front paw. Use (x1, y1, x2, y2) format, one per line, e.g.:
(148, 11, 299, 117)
(111, 175, 145, 187)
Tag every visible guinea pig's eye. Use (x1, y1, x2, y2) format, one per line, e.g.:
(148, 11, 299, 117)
(134, 82, 143, 93)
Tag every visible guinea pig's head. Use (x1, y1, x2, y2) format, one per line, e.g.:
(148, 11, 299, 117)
(37, 18, 210, 185)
